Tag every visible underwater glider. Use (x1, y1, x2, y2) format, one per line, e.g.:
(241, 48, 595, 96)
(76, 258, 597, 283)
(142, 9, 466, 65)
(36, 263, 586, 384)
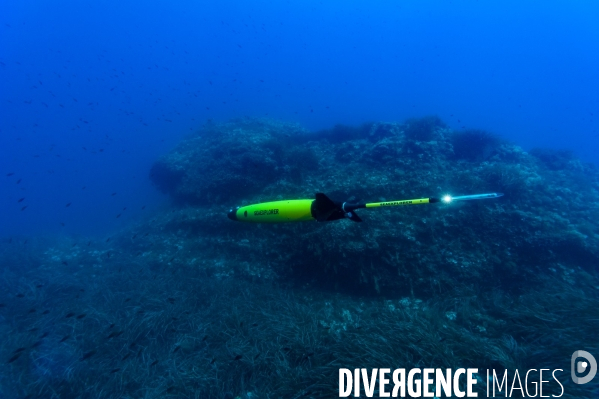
(227, 192, 503, 223)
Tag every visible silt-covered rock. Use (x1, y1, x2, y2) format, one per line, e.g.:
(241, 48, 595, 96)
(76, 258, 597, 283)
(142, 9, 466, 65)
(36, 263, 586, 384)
(149, 117, 599, 297)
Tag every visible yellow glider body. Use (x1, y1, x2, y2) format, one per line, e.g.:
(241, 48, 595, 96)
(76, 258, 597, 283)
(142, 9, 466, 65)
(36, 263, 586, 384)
(228, 199, 315, 223)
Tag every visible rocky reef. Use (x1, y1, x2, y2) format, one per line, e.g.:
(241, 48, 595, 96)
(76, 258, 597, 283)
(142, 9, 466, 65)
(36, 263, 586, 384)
(2, 116, 597, 398)
(150, 117, 599, 297)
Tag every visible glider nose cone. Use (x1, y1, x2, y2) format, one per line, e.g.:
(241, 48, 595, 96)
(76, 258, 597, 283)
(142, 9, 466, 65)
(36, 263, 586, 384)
(227, 208, 238, 221)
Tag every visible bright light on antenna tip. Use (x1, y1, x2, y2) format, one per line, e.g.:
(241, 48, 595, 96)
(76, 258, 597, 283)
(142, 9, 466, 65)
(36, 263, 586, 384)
(442, 195, 453, 203)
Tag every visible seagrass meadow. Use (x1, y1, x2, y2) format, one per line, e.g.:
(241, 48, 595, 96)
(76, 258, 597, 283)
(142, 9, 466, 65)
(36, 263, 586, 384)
(1, 117, 598, 398)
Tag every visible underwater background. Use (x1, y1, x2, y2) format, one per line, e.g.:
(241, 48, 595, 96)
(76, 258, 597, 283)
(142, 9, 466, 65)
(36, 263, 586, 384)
(1, 1, 598, 398)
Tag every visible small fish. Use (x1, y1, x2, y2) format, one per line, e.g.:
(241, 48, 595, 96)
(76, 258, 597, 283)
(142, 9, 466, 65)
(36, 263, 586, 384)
(16, 293, 25, 298)
(122, 353, 131, 360)
(30, 340, 43, 348)
(66, 202, 71, 207)
(76, 313, 86, 319)
(150, 360, 158, 367)
(234, 354, 243, 361)
(124, 298, 131, 302)
(65, 312, 75, 318)
(13, 347, 26, 354)
(254, 353, 261, 360)
(21, 206, 28, 211)
(16, 179, 21, 184)
(116, 214, 121, 218)
(110, 368, 121, 373)
(28, 308, 36, 313)
(0, 303, 5, 308)
(173, 346, 180, 353)
(42, 310, 50, 315)
(107, 331, 123, 339)
(80, 350, 96, 361)
(39, 332, 49, 338)
(210, 357, 216, 364)
(61, 261, 68, 266)
(6, 172, 15, 176)
(59, 335, 70, 343)
(7, 353, 21, 363)
(18, 198, 25, 202)
(111, 192, 116, 196)
(167, 298, 175, 304)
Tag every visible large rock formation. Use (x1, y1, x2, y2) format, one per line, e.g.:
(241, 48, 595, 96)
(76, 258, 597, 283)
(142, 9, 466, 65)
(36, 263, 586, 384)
(150, 117, 599, 296)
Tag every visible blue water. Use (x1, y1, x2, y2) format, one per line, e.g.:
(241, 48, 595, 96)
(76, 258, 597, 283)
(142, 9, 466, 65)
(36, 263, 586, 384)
(1, 0, 598, 236)
(1, 3, 599, 398)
